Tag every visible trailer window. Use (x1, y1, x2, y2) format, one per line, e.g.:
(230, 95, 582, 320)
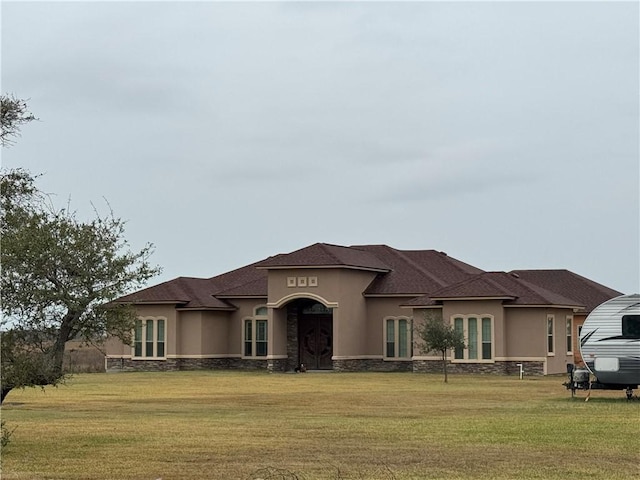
(622, 315, 640, 339)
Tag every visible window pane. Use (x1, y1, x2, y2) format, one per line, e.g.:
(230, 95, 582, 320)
(157, 320, 165, 341)
(398, 319, 408, 358)
(622, 315, 640, 339)
(255, 307, 268, 317)
(547, 318, 554, 353)
(566, 319, 572, 352)
(256, 320, 267, 342)
(134, 320, 142, 357)
(156, 320, 165, 357)
(145, 321, 154, 357)
(244, 320, 252, 356)
(256, 320, 267, 356)
(454, 318, 464, 359)
(386, 319, 395, 357)
(468, 318, 477, 359)
(482, 318, 492, 360)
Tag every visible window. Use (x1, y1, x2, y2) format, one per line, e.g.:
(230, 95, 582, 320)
(384, 317, 411, 359)
(244, 306, 268, 357)
(547, 316, 555, 355)
(566, 317, 573, 354)
(622, 315, 640, 339)
(452, 315, 493, 361)
(481, 317, 492, 360)
(133, 318, 166, 358)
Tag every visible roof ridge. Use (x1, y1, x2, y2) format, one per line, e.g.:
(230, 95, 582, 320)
(318, 243, 347, 265)
(481, 272, 520, 296)
(389, 247, 449, 288)
(512, 274, 581, 305)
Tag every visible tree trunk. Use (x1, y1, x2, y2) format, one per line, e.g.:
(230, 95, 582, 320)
(442, 350, 448, 383)
(51, 311, 77, 378)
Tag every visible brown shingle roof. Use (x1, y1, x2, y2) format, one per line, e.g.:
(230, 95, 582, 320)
(509, 269, 623, 312)
(116, 261, 268, 309)
(407, 271, 584, 307)
(115, 277, 235, 309)
(357, 245, 483, 295)
(256, 243, 390, 272)
(115, 244, 619, 312)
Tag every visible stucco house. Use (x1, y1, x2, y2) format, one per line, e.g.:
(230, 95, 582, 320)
(106, 243, 621, 375)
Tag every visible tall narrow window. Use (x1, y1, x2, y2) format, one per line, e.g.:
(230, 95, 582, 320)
(386, 319, 395, 357)
(547, 316, 555, 355)
(157, 319, 165, 358)
(468, 317, 478, 359)
(384, 317, 411, 359)
(454, 318, 464, 359)
(244, 320, 253, 357)
(565, 317, 573, 354)
(243, 306, 268, 357)
(145, 321, 154, 357)
(398, 319, 408, 358)
(482, 317, 492, 360)
(134, 320, 143, 357)
(256, 320, 267, 357)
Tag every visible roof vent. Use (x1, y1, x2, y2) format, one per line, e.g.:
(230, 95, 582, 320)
(511, 272, 520, 278)
(439, 251, 447, 256)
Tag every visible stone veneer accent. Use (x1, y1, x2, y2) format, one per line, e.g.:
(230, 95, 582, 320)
(286, 305, 300, 371)
(106, 357, 270, 372)
(107, 357, 544, 375)
(333, 358, 412, 372)
(412, 360, 544, 376)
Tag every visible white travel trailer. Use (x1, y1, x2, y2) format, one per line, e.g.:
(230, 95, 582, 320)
(577, 294, 640, 399)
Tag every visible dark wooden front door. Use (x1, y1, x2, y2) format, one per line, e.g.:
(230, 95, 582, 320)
(299, 315, 333, 370)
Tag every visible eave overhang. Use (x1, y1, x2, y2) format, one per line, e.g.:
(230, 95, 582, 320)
(504, 304, 584, 310)
(430, 296, 516, 302)
(363, 293, 424, 298)
(175, 306, 237, 312)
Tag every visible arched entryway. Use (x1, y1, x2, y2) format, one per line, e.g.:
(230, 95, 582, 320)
(287, 299, 333, 370)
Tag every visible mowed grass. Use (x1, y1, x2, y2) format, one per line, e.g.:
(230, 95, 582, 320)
(1, 371, 638, 479)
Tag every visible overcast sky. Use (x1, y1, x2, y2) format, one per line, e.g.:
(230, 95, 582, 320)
(2, 1, 638, 294)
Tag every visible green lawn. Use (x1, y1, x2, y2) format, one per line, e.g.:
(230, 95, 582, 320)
(1, 371, 638, 479)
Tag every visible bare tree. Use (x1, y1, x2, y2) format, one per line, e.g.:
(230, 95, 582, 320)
(1, 94, 36, 147)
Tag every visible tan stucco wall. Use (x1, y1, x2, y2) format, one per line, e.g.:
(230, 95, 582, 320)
(365, 297, 415, 356)
(504, 307, 574, 374)
(176, 310, 233, 356)
(105, 304, 177, 357)
(266, 268, 378, 358)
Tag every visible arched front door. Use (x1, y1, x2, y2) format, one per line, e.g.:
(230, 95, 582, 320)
(298, 302, 333, 370)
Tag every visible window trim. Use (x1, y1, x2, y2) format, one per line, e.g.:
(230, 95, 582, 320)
(451, 314, 495, 363)
(547, 315, 555, 356)
(565, 316, 573, 355)
(383, 316, 412, 360)
(132, 317, 167, 359)
(242, 305, 269, 358)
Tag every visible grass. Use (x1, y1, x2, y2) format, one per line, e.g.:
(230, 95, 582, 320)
(0, 371, 638, 479)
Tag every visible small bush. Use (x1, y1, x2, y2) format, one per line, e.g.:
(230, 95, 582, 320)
(1, 419, 16, 448)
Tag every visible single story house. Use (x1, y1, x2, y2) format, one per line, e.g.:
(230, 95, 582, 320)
(106, 243, 622, 375)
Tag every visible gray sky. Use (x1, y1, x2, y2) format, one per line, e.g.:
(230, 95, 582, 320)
(2, 1, 639, 294)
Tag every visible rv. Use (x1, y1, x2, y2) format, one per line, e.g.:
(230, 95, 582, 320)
(577, 294, 640, 399)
